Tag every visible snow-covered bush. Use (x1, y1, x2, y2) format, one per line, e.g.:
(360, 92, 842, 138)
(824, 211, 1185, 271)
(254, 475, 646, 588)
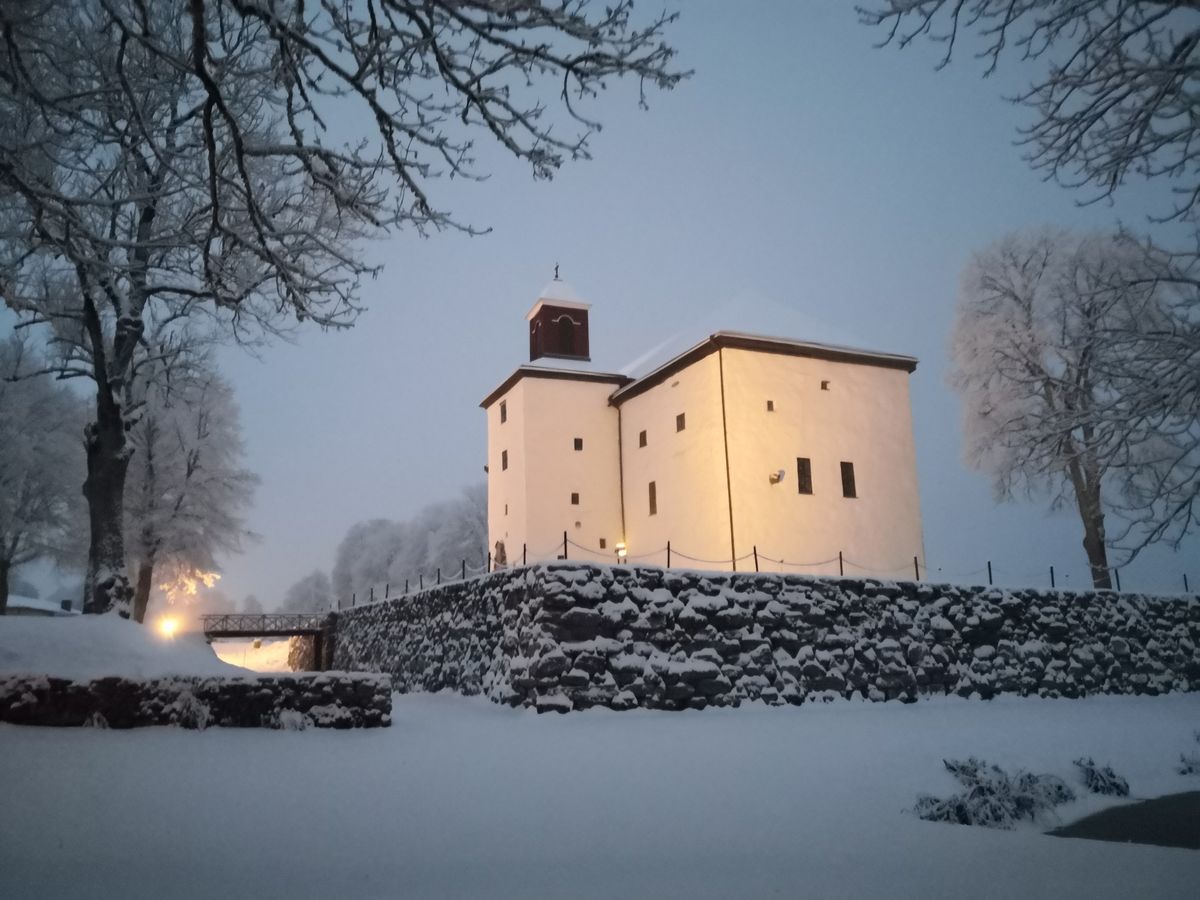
(1179, 754, 1200, 776)
(1073, 757, 1129, 796)
(269, 709, 309, 731)
(913, 758, 1075, 829)
(170, 690, 212, 730)
(82, 711, 109, 729)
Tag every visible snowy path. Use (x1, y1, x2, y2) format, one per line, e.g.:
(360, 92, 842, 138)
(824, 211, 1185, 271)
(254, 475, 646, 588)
(2, 693, 1199, 899)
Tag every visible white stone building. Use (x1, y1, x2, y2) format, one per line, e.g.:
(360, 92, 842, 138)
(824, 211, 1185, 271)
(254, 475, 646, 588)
(481, 279, 925, 577)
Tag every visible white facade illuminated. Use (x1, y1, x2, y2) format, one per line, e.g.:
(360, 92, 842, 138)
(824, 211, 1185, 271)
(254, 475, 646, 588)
(482, 280, 925, 577)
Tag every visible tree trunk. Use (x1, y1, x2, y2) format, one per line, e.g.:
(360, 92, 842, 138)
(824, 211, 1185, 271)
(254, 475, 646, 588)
(82, 402, 134, 617)
(0, 561, 8, 615)
(132, 560, 155, 624)
(1073, 479, 1112, 590)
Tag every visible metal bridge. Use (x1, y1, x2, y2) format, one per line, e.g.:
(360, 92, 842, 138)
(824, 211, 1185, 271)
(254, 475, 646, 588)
(200, 613, 330, 669)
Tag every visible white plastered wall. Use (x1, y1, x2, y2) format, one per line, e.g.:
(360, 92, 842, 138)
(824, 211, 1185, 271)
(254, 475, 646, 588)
(720, 348, 925, 578)
(487, 376, 623, 565)
(618, 353, 734, 567)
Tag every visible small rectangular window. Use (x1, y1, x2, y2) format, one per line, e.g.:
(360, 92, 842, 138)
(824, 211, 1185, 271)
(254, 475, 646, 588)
(639, 429, 647, 448)
(574, 437, 583, 451)
(821, 380, 830, 391)
(676, 413, 686, 432)
(797, 457, 812, 495)
(766, 400, 774, 412)
(599, 538, 607, 550)
(648, 481, 657, 516)
(571, 492, 580, 505)
(841, 461, 857, 498)
(500, 400, 507, 423)
(501, 450, 508, 471)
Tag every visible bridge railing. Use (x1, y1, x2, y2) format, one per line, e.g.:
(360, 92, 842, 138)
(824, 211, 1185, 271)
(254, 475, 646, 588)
(201, 613, 327, 634)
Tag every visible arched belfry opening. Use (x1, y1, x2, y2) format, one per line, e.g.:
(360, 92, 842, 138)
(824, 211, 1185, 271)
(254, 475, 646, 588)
(527, 274, 590, 362)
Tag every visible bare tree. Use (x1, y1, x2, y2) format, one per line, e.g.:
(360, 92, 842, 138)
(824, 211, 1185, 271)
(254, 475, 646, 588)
(0, 1, 685, 615)
(951, 229, 1196, 587)
(124, 357, 258, 623)
(859, 1, 1200, 224)
(280, 570, 333, 613)
(0, 337, 87, 613)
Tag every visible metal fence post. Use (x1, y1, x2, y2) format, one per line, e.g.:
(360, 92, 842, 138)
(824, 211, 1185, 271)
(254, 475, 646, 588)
(563, 530, 568, 559)
(523, 543, 527, 566)
(1050, 566, 1055, 589)
(913, 556, 920, 581)
(753, 546, 759, 572)
(667, 541, 671, 568)
(838, 551, 844, 576)
(987, 561, 993, 586)
(437, 567, 441, 585)
(1114, 568, 1121, 591)
(461, 559, 466, 580)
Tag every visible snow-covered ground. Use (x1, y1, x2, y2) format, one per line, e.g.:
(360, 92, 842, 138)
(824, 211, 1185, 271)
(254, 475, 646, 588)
(0, 615, 240, 679)
(211, 637, 294, 672)
(2, 692, 1198, 899)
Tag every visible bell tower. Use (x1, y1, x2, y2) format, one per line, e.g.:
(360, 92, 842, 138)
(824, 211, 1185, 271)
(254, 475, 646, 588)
(527, 272, 590, 363)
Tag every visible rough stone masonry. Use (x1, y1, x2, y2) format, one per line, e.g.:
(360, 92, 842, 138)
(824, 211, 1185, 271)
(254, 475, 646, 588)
(330, 563, 1200, 713)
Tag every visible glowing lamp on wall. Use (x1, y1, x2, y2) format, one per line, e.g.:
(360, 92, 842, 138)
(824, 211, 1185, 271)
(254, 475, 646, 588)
(615, 542, 627, 561)
(769, 469, 786, 485)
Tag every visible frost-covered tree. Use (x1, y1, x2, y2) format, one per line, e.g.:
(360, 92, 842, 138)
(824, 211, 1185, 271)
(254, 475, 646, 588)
(124, 359, 258, 623)
(331, 485, 488, 601)
(860, 1, 1200, 226)
(0, 337, 87, 613)
(280, 570, 333, 614)
(951, 229, 1196, 587)
(0, 1, 685, 616)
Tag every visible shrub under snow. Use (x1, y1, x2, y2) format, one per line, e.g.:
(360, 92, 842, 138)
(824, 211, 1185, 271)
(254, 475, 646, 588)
(913, 758, 1075, 829)
(1073, 757, 1130, 796)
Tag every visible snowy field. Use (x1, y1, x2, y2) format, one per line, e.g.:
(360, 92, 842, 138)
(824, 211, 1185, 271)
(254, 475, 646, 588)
(211, 637, 293, 672)
(3, 692, 1199, 899)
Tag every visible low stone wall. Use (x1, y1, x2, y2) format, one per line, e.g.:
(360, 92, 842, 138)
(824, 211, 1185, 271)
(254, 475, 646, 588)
(0, 672, 392, 728)
(333, 563, 1200, 712)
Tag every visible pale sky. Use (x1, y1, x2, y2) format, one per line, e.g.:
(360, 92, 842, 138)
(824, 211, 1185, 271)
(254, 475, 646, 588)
(13, 4, 1199, 603)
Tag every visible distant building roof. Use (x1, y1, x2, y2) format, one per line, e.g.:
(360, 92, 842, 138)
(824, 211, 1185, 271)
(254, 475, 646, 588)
(5, 594, 78, 616)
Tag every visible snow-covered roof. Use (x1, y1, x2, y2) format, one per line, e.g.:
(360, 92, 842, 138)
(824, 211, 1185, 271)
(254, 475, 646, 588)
(5, 594, 78, 616)
(525, 277, 589, 321)
(610, 331, 917, 404)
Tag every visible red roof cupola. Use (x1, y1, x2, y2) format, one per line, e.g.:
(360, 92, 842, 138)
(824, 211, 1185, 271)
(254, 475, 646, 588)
(526, 275, 590, 363)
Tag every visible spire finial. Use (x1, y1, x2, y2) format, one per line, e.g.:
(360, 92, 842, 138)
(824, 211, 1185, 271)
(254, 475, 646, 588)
(554, 263, 560, 280)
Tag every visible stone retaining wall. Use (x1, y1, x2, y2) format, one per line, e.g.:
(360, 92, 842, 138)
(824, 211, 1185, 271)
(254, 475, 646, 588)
(0, 671, 392, 728)
(332, 563, 1200, 712)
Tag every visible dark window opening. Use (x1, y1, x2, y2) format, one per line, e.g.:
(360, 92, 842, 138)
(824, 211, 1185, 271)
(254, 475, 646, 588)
(648, 481, 657, 516)
(766, 400, 775, 412)
(599, 538, 607, 550)
(501, 450, 508, 471)
(574, 437, 583, 451)
(571, 492, 580, 505)
(500, 400, 507, 423)
(797, 457, 813, 495)
(557, 317, 576, 356)
(639, 429, 647, 448)
(821, 380, 830, 391)
(504, 503, 508, 515)
(676, 413, 686, 432)
(841, 461, 857, 498)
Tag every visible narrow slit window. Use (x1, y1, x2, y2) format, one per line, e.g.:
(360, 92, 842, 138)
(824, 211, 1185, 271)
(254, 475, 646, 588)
(499, 400, 507, 423)
(648, 481, 657, 516)
(599, 538, 607, 550)
(766, 400, 775, 412)
(797, 457, 813, 495)
(639, 429, 647, 448)
(840, 461, 857, 498)
(574, 437, 583, 451)
(676, 413, 686, 432)
(571, 492, 580, 505)
(501, 450, 508, 471)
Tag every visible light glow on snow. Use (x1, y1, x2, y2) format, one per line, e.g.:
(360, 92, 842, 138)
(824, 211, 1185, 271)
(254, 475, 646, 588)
(156, 616, 180, 640)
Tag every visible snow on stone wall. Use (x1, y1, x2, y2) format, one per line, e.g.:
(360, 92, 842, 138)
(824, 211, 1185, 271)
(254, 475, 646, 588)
(331, 562, 1200, 712)
(0, 672, 392, 728)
